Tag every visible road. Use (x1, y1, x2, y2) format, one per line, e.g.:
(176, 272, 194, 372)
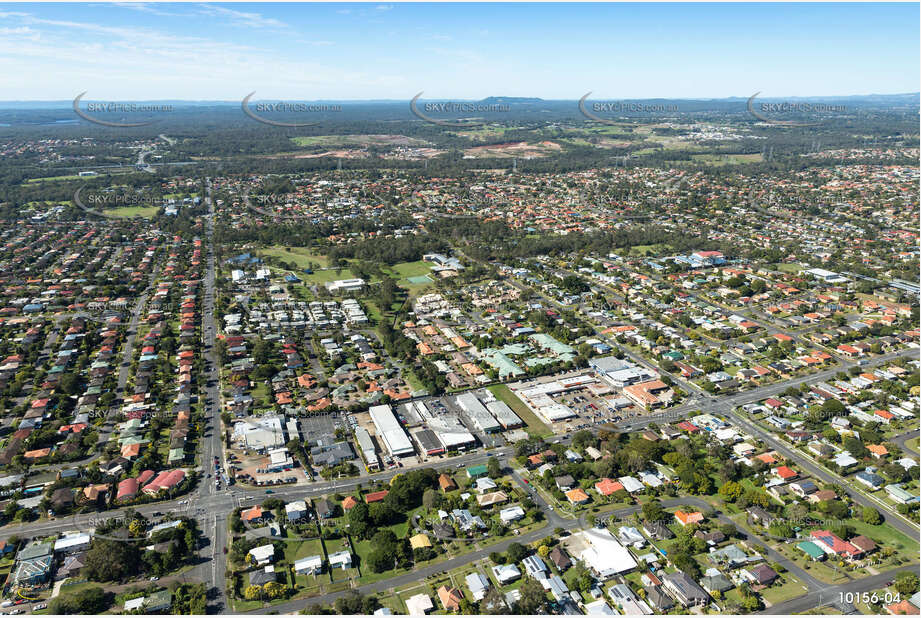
(196, 177, 229, 612)
(891, 429, 920, 455)
(762, 566, 918, 614)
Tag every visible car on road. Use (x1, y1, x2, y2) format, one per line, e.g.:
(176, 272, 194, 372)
(33, 604, 46, 611)
(265, 489, 273, 494)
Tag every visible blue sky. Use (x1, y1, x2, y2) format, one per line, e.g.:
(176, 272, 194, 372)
(0, 2, 917, 100)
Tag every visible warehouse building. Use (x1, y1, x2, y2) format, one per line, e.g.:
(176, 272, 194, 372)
(413, 428, 445, 456)
(396, 401, 425, 427)
(485, 400, 522, 430)
(368, 404, 415, 457)
(456, 392, 501, 433)
(354, 427, 379, 470)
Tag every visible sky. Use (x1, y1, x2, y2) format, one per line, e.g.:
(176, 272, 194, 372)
(0, 2, 918, 101)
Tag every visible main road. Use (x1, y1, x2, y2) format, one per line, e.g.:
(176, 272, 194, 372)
(196, 177, 229, 611)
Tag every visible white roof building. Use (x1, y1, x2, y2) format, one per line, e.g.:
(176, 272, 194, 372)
(326, 278, 366, 294)
(355, 427, 379, 468)
(249, 544, 275, 566)
(465, 572, 490, 601)
(456, 392, 501, 433)
(286, 500, 308, 520)
(294, 555, 323, 574)
(53, 533, 91, 554)
(522, 555, 547, 576)
(570, 527, 637, 579)
(500, 506, 526, 524)
(584, 600, 616, 615)
(406, 593, 434, 615)
(492, 564, 522, 584)
(328, 550, 352, 569)
(618, 476, 645, 493)
(368, 404, 415, 457)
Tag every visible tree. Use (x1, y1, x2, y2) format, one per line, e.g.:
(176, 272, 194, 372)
(334, 591, 381, 615)
(894, 572, 919, 597)
(641, 499, 666, 522)
(506, 542, 528, 564)
(718, 480, 744, 503)
(49, 587, 110, 614)
(366, 529, 407, 573)
(537, 544, 550, 558)
(244, 585, 262, 601)
(516, 576, 549, 614)
(422, 488, 440, 511)
(481, 585, 507, 614)
(861, 506, 883, 525)
(347, 502, 371, 539)
(487, 457, 502, 479)
(571, 560, 594, 593)
(82, 538, 141, 582)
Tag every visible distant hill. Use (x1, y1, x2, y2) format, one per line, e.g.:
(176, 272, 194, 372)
(479, 97, 544, 104)
(0, 93, 914, 110)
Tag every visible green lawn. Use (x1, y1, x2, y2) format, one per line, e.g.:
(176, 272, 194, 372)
(773, 543, 851, 585)
(761, 576, 810, 606)
(772, 262, 802, 273)
(25, 174, 87, 183)
(259, 246, 330, 269)
(689, 153, 764, 166)
(403, 369, 426, 393)
(488, 384, 552, 437)
(385, 260, 433, 279)
(846, 519, 919, 553)
(288, 538, 324, 561)
(299, 268, 355, 286)
(106, 205, 160, 218)
(628, 243, 669, 256)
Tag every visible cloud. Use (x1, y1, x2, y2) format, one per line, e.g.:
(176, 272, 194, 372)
(112, 3, 186, 17)
(196, 4, 287, 29)
(376, 5, 394, 11)
(0, 26, 41, 41)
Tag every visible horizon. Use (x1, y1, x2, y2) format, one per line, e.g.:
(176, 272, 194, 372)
(0, 2, 918, 100)
(2, 92, 918, 104)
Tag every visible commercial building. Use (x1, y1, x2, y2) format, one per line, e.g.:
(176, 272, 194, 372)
(567, 527, 637, 579)
(368, 404, 415, 457)
(485, 400, 522, 429)
(354, 427, 379, 470)
(414, 428, 445, 456)
(325, 278, 366, 294)
(456, 392, 501, 433)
